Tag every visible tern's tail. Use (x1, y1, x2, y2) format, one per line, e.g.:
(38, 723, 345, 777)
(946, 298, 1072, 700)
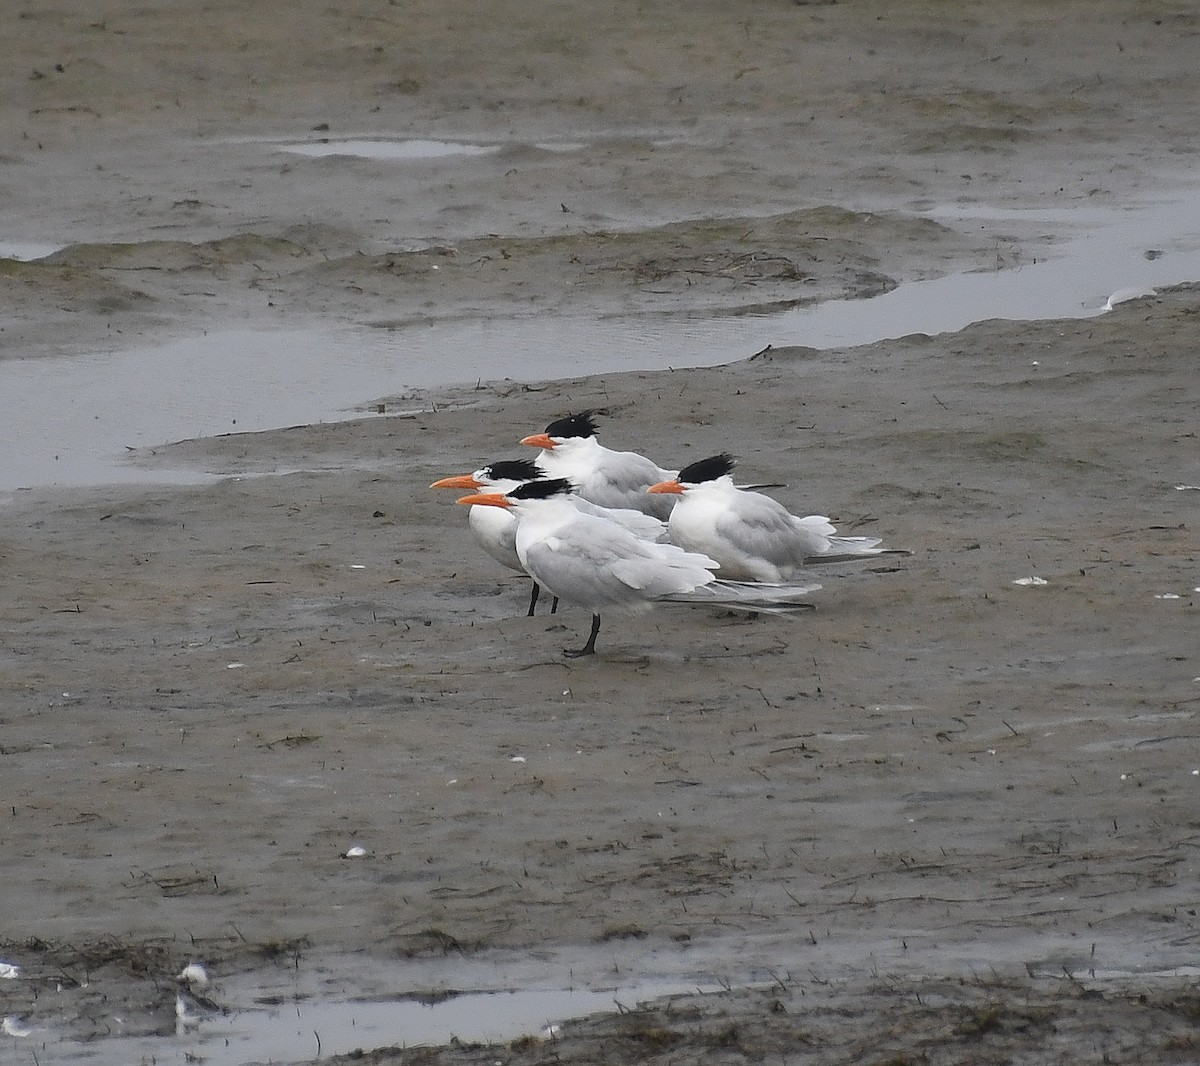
(795, 516, 901, 561)
(829, 535, 884, 554)
(806, 539, 911, 564)
(660, 579, 821, 614)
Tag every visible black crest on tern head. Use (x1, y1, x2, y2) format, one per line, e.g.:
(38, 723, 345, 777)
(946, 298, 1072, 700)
(508, 478, 575, 500)
(543, 411, 599, 440)
(678, 453, 737, 485)
(484, 459, 543, 482)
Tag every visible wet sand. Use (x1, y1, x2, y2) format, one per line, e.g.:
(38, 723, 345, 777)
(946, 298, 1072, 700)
(2, 2, 1199, 1062)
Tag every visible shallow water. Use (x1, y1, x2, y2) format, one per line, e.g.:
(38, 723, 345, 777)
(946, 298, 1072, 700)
(17, 934, 1198, 1064)
(27, 962, 723, 1066)
(1, 185, 1199, 492)
(275, 137, 587, 160)
(280, 137, 501, 160)
(0, 240, 65, 260)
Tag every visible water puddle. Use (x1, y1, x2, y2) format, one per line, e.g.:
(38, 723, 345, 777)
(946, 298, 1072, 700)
(775, 194, 1200, 346)
(27, 970, 721, 1065)
(2, 188, 1199, 491)
(12, 936, 1197, 1063)
(279, 137, 504, 161)
(0, 240, 65, 261)
(0, 328, 400, 491)
(274, 137, 588, 160)
(187, 980, 711, 1064)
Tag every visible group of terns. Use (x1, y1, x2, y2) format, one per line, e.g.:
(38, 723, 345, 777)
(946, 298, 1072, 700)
(431, 411, 901, 656)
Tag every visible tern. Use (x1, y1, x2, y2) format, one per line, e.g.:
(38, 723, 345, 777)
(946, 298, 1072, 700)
(433, 459, 667, 616)
(649, 453, 897, 582)
(519, 411, 678, 519)
(432, 459, 554, 615)
(457, 478, 821, 656)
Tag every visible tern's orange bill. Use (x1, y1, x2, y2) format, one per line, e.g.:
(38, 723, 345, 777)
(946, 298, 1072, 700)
(456, 492, 512, 508)
(430, 474, 482, 490)
(648, 480, 684, 495)
(519, 433, 555, 449)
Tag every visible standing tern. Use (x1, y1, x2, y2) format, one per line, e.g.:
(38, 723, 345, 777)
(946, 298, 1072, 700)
(456, 478, 821, 656)
(432, 459, 553, 615)
(433, 459, 667, 616)
(519, 411, 678, 519)
(649, 453, 898, 582)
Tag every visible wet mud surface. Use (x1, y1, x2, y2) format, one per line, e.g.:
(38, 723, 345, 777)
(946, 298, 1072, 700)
(2, 1, 1200, 1063)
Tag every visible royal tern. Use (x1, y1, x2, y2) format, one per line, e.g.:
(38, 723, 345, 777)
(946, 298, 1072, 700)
(457, 478, 821, 656)
(649, 453, 896, 582)
(433, 459, 667, 616)
(520, 411, 678, 519)
(431, 459, 554, 615)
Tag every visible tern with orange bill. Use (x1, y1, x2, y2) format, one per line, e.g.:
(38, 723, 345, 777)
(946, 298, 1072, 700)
(456, 478, 820, 656)
(432, 459, 554, 615)
(433, 459, 667, 616)
(649, 453, 902, 582)
(520, 411, 678, 519)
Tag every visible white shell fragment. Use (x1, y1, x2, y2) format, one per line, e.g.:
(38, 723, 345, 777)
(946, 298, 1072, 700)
(1, 1017, 32, 1038)
(344, 845, 368, 858)
(177, 962, 209, 987)
(0, 963, 19, 979)
(1012, 577, 1049, 586)
(1154, 593, 1182, 600)
(510, 755, 527, 763)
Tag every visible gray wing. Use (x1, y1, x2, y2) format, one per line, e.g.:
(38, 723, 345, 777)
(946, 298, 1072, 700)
(714, 490, 822, 568)
(582, 451, 675, 517)
(521, 513, 712, 609)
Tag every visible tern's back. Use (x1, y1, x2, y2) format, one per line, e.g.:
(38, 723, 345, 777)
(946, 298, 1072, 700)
(515, 503, 715, 612)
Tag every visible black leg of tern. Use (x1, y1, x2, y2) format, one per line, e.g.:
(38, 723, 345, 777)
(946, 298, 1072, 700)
(527, 581, 541, 617)
(564, 613, 601, 657)
(550, 596, 559, 614)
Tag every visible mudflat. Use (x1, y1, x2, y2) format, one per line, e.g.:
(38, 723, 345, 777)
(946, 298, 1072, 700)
(2, 2, 1198, 1063)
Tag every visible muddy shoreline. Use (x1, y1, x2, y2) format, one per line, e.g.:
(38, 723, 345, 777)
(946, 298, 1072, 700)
(3, 1, 1200, 1063)
(4, 291, 1199, 1062)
